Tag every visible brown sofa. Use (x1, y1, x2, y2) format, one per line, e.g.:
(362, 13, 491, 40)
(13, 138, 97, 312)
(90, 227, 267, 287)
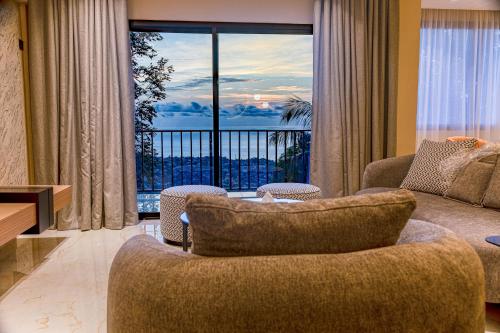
(107, 220, 485, 333)
(359, 154, 500, 303)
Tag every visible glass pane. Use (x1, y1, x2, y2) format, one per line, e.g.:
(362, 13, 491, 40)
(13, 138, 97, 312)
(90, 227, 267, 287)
(131, 32, 212, 213)
(219, 34, 313, 190)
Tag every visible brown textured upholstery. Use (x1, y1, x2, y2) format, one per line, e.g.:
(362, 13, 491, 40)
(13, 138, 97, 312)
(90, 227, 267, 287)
(483, 157, 500, 209)
(185, 190, 416, 257)
(445, 159, 496, 206)
(362, 154, 415, 189)
(360, 154, 500, 303)
(107, 220, 485, 333)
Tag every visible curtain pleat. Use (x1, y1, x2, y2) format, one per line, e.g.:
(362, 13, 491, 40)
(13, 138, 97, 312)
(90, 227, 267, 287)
(417, 9, 500, 145)
(28, 0, 138, 230)
(311, 0, 398, 198)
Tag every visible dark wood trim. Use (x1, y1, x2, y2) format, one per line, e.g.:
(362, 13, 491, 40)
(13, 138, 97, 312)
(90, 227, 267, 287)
(0, 187, 54, 234)
(129, 21, 313, 35)
(138, 212, 160, 220)
(212, 27, 220, 187)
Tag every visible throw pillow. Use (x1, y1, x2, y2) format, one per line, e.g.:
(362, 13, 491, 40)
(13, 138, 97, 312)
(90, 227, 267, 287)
(185, 189, 416, 257)
(445, 156, 497, 206)
(483, 156, 500, 209)
(400, 139, 477, 195)
(447, 136, 487, 148)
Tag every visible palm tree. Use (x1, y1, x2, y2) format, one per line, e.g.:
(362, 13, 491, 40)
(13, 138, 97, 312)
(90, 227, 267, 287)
(281, 95, 312, 128)
(270, 95, 312, 145)
(269, 96, 312, 183)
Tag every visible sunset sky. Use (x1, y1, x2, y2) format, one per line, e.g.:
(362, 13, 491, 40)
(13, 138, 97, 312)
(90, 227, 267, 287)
(146, 32, 313, 129)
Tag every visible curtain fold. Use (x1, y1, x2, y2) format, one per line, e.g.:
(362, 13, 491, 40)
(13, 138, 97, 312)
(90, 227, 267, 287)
(28, 0, 138, 230)
(417, 9, 500, 146)
(311, 0, 399, 198)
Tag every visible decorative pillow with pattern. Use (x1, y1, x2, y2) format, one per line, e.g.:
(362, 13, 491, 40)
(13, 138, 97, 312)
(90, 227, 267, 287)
(400, 139, 477, 195)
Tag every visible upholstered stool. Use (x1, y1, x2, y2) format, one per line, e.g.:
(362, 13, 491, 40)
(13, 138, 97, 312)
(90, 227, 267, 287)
(160, 185, 227, 245)
(256, 183, 322, 201)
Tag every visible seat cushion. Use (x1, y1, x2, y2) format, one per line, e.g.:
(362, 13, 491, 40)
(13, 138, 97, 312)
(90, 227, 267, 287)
(186, 190, 416, 257)
(256, 183, 322, 201)
(358, 187, 500, 303)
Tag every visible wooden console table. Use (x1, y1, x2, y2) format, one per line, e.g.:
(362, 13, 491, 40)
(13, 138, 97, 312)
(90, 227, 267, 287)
(0, 185, 72, 246)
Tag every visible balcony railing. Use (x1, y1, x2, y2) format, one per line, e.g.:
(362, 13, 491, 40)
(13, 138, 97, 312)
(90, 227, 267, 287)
(136, 129, 311, 195)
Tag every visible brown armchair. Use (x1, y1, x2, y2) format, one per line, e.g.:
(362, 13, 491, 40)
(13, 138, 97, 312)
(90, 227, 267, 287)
(107, 220, 485, 333)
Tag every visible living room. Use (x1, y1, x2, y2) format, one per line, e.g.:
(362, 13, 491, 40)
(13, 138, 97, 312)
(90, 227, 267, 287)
(0, 0, 499, 332)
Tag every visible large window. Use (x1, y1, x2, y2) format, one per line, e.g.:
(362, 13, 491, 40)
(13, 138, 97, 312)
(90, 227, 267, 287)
(417, 9, 500, 146)
(131, 22, 313, 214)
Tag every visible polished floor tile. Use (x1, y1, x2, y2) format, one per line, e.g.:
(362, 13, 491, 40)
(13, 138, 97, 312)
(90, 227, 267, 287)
(0, 220, 173, 333)
(0, 237, 66, 298)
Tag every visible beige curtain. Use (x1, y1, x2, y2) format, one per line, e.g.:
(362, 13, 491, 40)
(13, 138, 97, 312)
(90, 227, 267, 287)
(311, 0, 399, 198)
(28, 0, 138, 230)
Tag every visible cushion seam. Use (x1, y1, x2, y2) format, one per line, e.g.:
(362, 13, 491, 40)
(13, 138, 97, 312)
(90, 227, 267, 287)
(187, 199, 415, 214)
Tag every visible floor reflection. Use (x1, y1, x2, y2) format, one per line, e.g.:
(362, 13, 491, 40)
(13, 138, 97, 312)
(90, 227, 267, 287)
(0, 237, 66, 298)
(487, 303, 500, 332)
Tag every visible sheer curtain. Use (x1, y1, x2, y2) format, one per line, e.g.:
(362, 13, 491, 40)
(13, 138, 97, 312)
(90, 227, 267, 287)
(417, 9, 500, 146)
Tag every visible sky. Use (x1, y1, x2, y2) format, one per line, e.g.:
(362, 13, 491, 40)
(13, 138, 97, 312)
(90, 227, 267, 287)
(141, 32, 313, 130)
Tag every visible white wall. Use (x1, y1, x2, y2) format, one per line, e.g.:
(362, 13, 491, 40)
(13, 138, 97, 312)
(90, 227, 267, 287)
(422, 0, 500, 10)
(128, 0, 314, 24)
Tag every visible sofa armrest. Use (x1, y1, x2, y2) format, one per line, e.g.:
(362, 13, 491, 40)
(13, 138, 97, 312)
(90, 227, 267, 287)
(362, 154, 415, 189)
(108, 234, 484, 333)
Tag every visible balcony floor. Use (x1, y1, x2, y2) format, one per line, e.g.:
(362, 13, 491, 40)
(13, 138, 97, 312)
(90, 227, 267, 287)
(138, 191, 257, 213)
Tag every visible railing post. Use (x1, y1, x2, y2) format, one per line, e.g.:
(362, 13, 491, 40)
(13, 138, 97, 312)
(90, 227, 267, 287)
(209, 131, 213, 185)
(161, 132, 164, 190)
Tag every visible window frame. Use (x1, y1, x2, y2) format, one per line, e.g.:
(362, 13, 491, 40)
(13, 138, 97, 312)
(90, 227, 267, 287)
(129, 21, 313, 195)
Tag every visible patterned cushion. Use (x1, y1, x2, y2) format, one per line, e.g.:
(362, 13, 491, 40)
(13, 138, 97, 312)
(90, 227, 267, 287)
(400, 139, 476, 195)
(160, 185, 227, 244)
(256, 183, 322, 201)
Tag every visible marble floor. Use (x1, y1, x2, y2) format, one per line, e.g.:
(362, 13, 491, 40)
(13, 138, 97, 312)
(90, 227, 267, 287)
(0, 221, 173, 333)
(0, 220, 498, 333)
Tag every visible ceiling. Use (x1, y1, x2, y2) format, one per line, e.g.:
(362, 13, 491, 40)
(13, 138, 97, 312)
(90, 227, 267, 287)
(422, 0, 500, 10)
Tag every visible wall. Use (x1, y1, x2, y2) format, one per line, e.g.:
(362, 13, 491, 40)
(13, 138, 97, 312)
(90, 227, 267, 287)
(0, 0, 29, 185)
(395, 0, 421, 156)
(128, 0, 314, 24)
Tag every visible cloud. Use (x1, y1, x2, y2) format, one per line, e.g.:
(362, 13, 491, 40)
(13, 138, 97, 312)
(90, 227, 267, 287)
(224, 104, 281, 118)
(155, 102, 283, 119)
(169, 76, 253, 91)
(156, 102, 213, 117)
(272, 85, 310, 93)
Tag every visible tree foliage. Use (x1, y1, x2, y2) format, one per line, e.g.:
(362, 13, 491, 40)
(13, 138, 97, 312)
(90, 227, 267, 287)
(130, 32, 174, 189)
(270, 95, 312, 145)
(130, 32, 174, 140)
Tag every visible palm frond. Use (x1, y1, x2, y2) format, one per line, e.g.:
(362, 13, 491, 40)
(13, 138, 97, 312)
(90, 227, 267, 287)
(281, 96, 312, 128)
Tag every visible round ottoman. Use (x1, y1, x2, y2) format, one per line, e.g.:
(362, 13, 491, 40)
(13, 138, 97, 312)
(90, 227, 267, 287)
(256, 183, 322, 201)
(160, 185, 227, 245)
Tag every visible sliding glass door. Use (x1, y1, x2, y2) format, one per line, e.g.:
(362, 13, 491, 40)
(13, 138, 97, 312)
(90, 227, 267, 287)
(130, 22, 313, 215)
(218, 33, 312, 190)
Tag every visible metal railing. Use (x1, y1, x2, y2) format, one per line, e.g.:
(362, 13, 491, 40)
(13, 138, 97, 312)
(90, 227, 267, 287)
(136, 129, 311, 193)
